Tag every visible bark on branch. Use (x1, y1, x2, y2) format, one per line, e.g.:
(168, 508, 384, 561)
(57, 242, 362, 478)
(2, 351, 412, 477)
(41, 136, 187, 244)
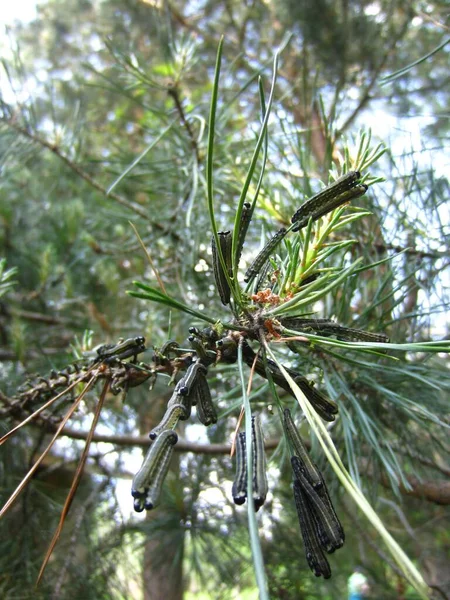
(57, 426, 450, 505)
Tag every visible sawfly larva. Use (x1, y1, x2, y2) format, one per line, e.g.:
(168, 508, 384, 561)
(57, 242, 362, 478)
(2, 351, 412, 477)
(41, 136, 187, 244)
(211, 231, 233, 305)
(292, 457, 345, 553)
(291, 173, 366, 232)
(132, 430, 178, 512)
(232, 432, 247, 505)
(194, 375, 217, 426)
(92, 336, 146, 364)
(293, 479, 331, 579)
(149, 404, 186, 440)
(244, 228, 287, 283)
(283, 408, 322, 490)
(280, 317, 389, 343)
(236, 202, 252, 266)
(252, 415, 268, 511)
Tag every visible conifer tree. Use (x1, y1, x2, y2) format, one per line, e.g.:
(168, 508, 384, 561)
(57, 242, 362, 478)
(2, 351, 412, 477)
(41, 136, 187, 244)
(0, 2, 449, 599)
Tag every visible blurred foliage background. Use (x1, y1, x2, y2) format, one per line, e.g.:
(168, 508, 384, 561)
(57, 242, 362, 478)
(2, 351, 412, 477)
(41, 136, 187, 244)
(0, 1, 449, 599)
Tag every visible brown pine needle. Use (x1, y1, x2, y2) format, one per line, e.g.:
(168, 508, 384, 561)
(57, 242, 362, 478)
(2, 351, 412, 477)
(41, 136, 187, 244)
(129, 221, 167, 294)
(273, 335, 309, 343)
(230, 406, 245, 459)
(230, 349, 259, 458)
(0, 377, 96, 519)
(36, 380, 110, 586)
(0, 366, 95, 446)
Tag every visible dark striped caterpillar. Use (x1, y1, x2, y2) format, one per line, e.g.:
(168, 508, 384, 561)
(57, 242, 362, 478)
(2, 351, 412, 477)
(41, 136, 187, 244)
(167, 386, 192, 420)
(91, 336, 146, 364)
(244, 228, 287, 283)
(291, 457, 344, 553)
(291, 170, 366, 232)
(236, 202, 253, 267)
(216, 335, 238, 364)
(176, 360, 208, 398)
(252, 415, 268, 510)
(232, 432, 247, 505)
(193, 374, 217, 426)
(241, 342, 338, 421)
(149, 403, 186, 440)
(187, 329, 217, 365)
(280, 317, 389, 343)
(254, 260, 272, 293)
(293, 377, 338, 422)
(283, 408, 322, 490)
(131, 430, 178, 512)
(211, 231, 233, 305)
(292, 478, 332, 578)
(284, 407, 345, 557)
(168, 360, 209, 418)
(231, 416, 268, 512)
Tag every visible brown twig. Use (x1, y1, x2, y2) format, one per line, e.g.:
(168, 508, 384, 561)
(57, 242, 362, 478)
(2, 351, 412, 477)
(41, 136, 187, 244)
(167, 86, 200, 163)
(55, 425, 450, 505)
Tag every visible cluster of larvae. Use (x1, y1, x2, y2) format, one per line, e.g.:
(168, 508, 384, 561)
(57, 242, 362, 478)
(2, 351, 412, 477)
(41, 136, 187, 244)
(212, 170, 369, 301)
(230, 408, 344, 578)
(131, 356, 216, 512)
(284, 408, 345, 578)
(2, 336, 149, 420)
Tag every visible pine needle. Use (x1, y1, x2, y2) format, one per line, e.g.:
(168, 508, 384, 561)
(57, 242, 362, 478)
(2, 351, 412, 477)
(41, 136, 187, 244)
(36, 380, 110, 586)
(129, 221, 167, 294)
(0, 377, 96, 519)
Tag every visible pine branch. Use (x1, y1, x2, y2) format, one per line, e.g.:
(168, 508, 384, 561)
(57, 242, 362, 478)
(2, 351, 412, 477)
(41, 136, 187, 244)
(167, 85, 200, 163)
(1, 119, 164, 226)
(6, 414, 445, 505)
(356, 240, 450, 261)
(335, 17, 411, 138)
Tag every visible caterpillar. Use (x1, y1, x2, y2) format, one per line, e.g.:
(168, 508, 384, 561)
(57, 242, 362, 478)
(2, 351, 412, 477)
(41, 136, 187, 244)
(285, 409, 344, 552)
(132, 430, 178, 512)
(292, 457, 344, 552)
(293, 377, 338, 422)
(283, 409, 322, 490)
(193, 375, 217, 426)
(310, 471, 345, 553)
(291, 173, 367, 232)
(167, 386, 192, 420)
(292, 479, 331, 579)
(188, 326, 219, 346)
(93, 336, 146, 364)
(254, 259, 272, 293)
(280, 318, 389, 343)
(291, 171, 361, 227)
(142, 440, 177, 511)
(211, 231, 233, 305)
(148, 404, 186, 440)
(236, 202, 252, 266)
(176, 360, 208, 398)
(241, 343, 338, 421)
(231, 416, 268, 511)
(292, 457, 345, 553)
(244, 228, 287, 283)
(252, 415, 268, 511)
(232, 432, 247, 505)
(188, 334, 208, 361)
(216, 335, 238, 364)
